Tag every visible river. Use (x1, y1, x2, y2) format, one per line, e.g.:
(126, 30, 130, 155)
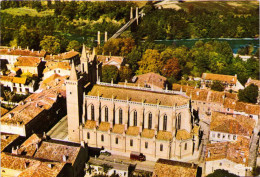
(154, 38, 259, 54)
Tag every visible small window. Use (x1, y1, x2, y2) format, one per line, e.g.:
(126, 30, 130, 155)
(228, 135, 230, 139)
(115, 138, 118, 144)
(220, 163, 222, 166)
(222, 134, 225, 139)
(70, 92, 72, 95)
(130, 139, 133, 146)
(101, 135, 104, 142)
(2, 170, 5, 173)
(233, 135, 236, 140)
(160, 144, 163, 151)
(58, 70, 60, 73)
(87, 132, 90, 139)
(212, 133, 215, 138)
(145, 142, 148, 149)
(217, 133, 220, 138)
(184, 143, 187, 150)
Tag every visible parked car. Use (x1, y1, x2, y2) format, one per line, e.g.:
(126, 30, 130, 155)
(130, 151, 146, 161)
(100, 150, 111, 156)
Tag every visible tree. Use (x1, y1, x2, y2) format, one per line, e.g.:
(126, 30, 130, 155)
(210, 81, 225, 91)
(137, 49, 162, 75)
(162, 57, 181, 79)
(66, 40, 81, 52)
(206, 169, 239, 177)
(119, 66, 133, 82)
(238, 84, 258, 103)
(126, 47, 142, 73)
(102, 65, 119, 83)
(40, 35, 61, 54)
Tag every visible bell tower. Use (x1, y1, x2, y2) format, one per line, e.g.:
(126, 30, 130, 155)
(66, 61, 83, 142)
(80, 44, 89, 74)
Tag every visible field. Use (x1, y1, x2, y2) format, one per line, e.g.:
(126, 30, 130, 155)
(1, 7, 54, 17)
(155, 1, 259, 13)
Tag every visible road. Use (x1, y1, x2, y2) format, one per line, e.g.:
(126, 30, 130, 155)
(47, 116, 68, 141)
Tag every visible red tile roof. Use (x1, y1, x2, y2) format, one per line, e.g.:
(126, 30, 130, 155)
(0, 49, 46, 57)
(15, 57, 41, 67)
(43, 61, 71, 73)
(202, 73, 237, 84)
(45, 51, 79, 61)
(135, 72, 167, 89)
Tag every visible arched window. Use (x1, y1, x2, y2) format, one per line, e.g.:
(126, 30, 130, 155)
(184, 143, 187, 150)
(119, 108, 123, 124)
(145, 142, 148, 149)
(87, 132, 90, 139)
(163, 114, 167, 131)
(101, 135, 104, 142)
(115, 137, 118, 144)
(91, 104, 95, 121)
(148, 112, 152, 129)
(105, 106, 108, 122)
(130, 139, 133, 146)
(133, 110, 137, 126)
(177, 113, 181, 130)
(160, 144, 163, 151)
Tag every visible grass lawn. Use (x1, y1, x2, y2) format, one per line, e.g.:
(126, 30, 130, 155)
(1, 7, 54, 17)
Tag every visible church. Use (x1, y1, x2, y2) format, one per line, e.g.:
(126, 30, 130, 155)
(66, 45, 201, 161)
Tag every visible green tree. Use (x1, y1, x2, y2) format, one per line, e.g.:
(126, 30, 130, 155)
(119, 66, 133, 82)
(102, 65, 119, 83)
(66, 40, 81, 52)
(137, 49, 162, 75)
(126, 47, 142, 73)
(238, 84, 258, 103)
(40, 35, 61, 54)
(210, 81, 225, 91)
(207, 169, 239, 177)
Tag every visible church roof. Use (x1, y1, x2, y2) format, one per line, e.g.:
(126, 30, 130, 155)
(88, 85, 189, 107)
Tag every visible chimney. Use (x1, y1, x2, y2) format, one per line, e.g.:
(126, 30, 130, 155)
(36, 143, 39, 150)
(26, 46, 29, 50)
(13, 46, 15, 50)
(208, 150, 210, 157)
(24, 162, 30, 168)
(8, 113, 14, 118)
(12, 146, 18, 155)
(63, 155, 68, 162)
(97, 31, 100, 45)
(104, 31, 108, 42)
(43, 132, 47, 140)
(48, 164, 53, 169)
(191, 162, 194, 168)
(31, 49, 34, 52)
(81, 141, 85, 148)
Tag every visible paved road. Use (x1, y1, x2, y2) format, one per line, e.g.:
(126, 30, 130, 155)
(98, 154, 155, 172)
(47, 116, 68, 141)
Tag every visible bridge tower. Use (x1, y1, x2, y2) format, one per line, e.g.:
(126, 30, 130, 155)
(130, 7, 133, 19)
(136, 7, 139, 25)
(97, 31, 100, 45)
(104, 31, 108, 42)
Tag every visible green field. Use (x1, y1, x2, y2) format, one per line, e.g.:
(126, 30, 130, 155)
(157, 1, 259, 13)
(1, 7, 54, 17)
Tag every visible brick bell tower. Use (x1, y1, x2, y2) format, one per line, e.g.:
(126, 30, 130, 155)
(66, 61, 84, 142)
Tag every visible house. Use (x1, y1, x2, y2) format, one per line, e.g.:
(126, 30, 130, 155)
(86, 157, 130, 177)
(209, 112, 255, 143)
(13, 56, 44, 76)
(152, 158, 198, 177)
(1, 107, 9, 117)
(1, 133, 20, 152)
(0, 76, 36, 94)
(44, 50, 80, 65)
(1, 152, 73, 177)
(39, 74, 68, 94)
(0, 47, 46, 66)
(245, 78, 260, 104)
(205, 137, 251, 176)
(43, 61, 71, 80)
(15, 133, 88, 177)
(132, 72, 167, 90)
(97, 55, 124, 69)
(1, 88, 66, 137)
(201, 73, 244, 92)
